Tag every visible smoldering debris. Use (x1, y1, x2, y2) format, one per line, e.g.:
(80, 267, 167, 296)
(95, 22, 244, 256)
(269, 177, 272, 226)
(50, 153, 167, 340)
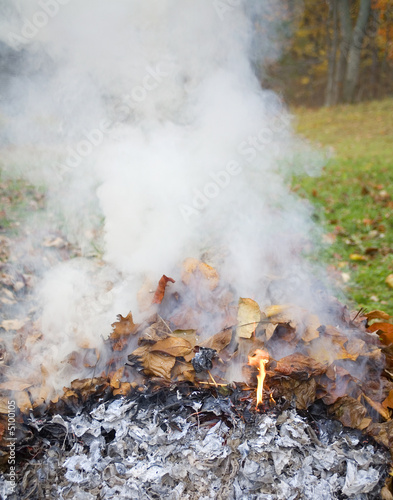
(0, 386, 389, 500)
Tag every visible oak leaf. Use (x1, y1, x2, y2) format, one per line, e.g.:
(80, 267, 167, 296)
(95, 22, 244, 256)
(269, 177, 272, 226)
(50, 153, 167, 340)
(110, 312, 138, 340)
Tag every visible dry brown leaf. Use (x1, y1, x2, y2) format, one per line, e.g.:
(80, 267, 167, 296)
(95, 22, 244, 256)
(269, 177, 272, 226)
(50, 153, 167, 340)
(137, 279, 155, 312)
(109, 367, 125, 389)
(321, 325, 348, 347)
(0, 319, 29, 332)
(113, 382, 132, 396)
(293, 378, 317, 410)
(302, 314, 321, 343)
(362, 393, 390, 420)
(181, 258, 219, 290)
(110, 312, 138, 340)
(344, 337, 366, 360)
(171, 329, 197, 348)
(0, 398, 9, 414)
(265, 323, 277, 341)
(382, 389, 393, 409)
(329, 396, 369, 430)
(199, 329, 232, 352)
(365, 310, 391, 321)
(0, 380, 33, 392)
(152, 275, 175, 304)
(129, 345, 176, 379)
(368, 322, 393, 346)
(139, 321, 172, 343)
(171, 361, 195, 382)
(386, 274, 393, 289)
(274, 353, 326, 380)
(264, 304, 292, 318)
(236, 298, 261, 339)
(151, 336, 193, 358)
(14, 391, 32, 414)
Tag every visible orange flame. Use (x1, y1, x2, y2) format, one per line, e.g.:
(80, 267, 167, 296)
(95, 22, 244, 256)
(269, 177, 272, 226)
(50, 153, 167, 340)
(248, 349, 269, 407)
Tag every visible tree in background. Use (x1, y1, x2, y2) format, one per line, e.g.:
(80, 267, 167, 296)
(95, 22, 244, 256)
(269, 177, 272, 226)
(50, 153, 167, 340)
(265, 0, 393, 107)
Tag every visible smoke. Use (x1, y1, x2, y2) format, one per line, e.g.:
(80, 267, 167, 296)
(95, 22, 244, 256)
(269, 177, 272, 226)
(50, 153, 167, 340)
(0, 0, 326, 392)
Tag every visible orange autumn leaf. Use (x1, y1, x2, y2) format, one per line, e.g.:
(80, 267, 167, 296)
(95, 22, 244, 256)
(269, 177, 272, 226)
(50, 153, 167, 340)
(109, 367, 124, 389)
(181, 258, 219, 290)
(152, 275, 175, 304)
(367, 322, 393, 345)
(110, 312, 138, 340)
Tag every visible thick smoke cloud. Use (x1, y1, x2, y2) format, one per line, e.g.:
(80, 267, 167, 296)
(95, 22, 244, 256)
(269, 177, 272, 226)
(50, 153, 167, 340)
(0, 0, 324, 391)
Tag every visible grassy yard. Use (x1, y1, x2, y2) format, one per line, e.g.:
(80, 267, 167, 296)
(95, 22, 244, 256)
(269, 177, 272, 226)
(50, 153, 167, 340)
(293, 98, 393, 313)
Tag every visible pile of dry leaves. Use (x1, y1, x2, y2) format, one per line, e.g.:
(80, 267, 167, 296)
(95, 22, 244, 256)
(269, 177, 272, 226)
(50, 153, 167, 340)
(1, 257, 393, 492)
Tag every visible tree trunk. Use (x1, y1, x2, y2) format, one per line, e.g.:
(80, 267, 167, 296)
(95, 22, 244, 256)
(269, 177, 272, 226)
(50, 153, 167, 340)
(343, 0, 371, 103)
(333, 0, 352, 104)
(325, 0, 339, 106)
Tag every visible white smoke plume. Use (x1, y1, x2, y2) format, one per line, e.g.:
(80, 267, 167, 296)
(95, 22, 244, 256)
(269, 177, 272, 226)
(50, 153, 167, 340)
(0, 0, 325, 392)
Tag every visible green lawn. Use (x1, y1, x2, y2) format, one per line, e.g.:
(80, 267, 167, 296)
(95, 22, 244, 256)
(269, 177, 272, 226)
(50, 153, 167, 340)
(293, 98, 393, 313)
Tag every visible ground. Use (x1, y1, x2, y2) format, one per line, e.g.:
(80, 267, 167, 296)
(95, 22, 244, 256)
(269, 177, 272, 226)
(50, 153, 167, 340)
(293, 97, 393, 314)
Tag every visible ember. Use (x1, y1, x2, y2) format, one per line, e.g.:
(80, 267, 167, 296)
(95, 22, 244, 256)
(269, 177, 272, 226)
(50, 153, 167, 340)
(248, 349, 269, 407)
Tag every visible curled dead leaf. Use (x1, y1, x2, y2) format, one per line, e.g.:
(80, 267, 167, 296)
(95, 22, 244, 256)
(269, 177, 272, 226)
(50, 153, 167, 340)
(152, 275, 175, 304)
(365, 310, 391, 322)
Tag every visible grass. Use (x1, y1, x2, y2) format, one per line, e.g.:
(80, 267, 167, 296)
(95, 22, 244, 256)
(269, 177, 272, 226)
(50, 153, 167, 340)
(293, 98, 393, 313)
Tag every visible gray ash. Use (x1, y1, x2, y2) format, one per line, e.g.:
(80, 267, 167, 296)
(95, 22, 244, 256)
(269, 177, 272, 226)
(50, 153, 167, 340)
(0, 385, 389, 499)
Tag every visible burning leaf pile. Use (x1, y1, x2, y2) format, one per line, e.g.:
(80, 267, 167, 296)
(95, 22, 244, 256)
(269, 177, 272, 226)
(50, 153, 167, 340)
(1, 258, 393, 497)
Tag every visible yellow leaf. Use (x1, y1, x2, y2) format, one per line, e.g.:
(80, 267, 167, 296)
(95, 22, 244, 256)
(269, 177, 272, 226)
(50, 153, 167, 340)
(386, 274, 393, 289)
(349, 253, 367, 261)
(236, 298, 261, 339)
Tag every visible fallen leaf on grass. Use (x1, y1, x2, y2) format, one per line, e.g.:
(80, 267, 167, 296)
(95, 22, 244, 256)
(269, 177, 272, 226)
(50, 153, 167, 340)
(365, 310, 391, 321)
(349, 253, 368, 262)
(236, 298, 261, 339)
(152, 275, 175, 304)
(386, 275, 393, 289)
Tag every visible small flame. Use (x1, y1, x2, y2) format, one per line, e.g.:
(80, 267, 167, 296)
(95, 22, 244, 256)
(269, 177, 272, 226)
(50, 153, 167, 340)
(248, 349, 269, 407)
